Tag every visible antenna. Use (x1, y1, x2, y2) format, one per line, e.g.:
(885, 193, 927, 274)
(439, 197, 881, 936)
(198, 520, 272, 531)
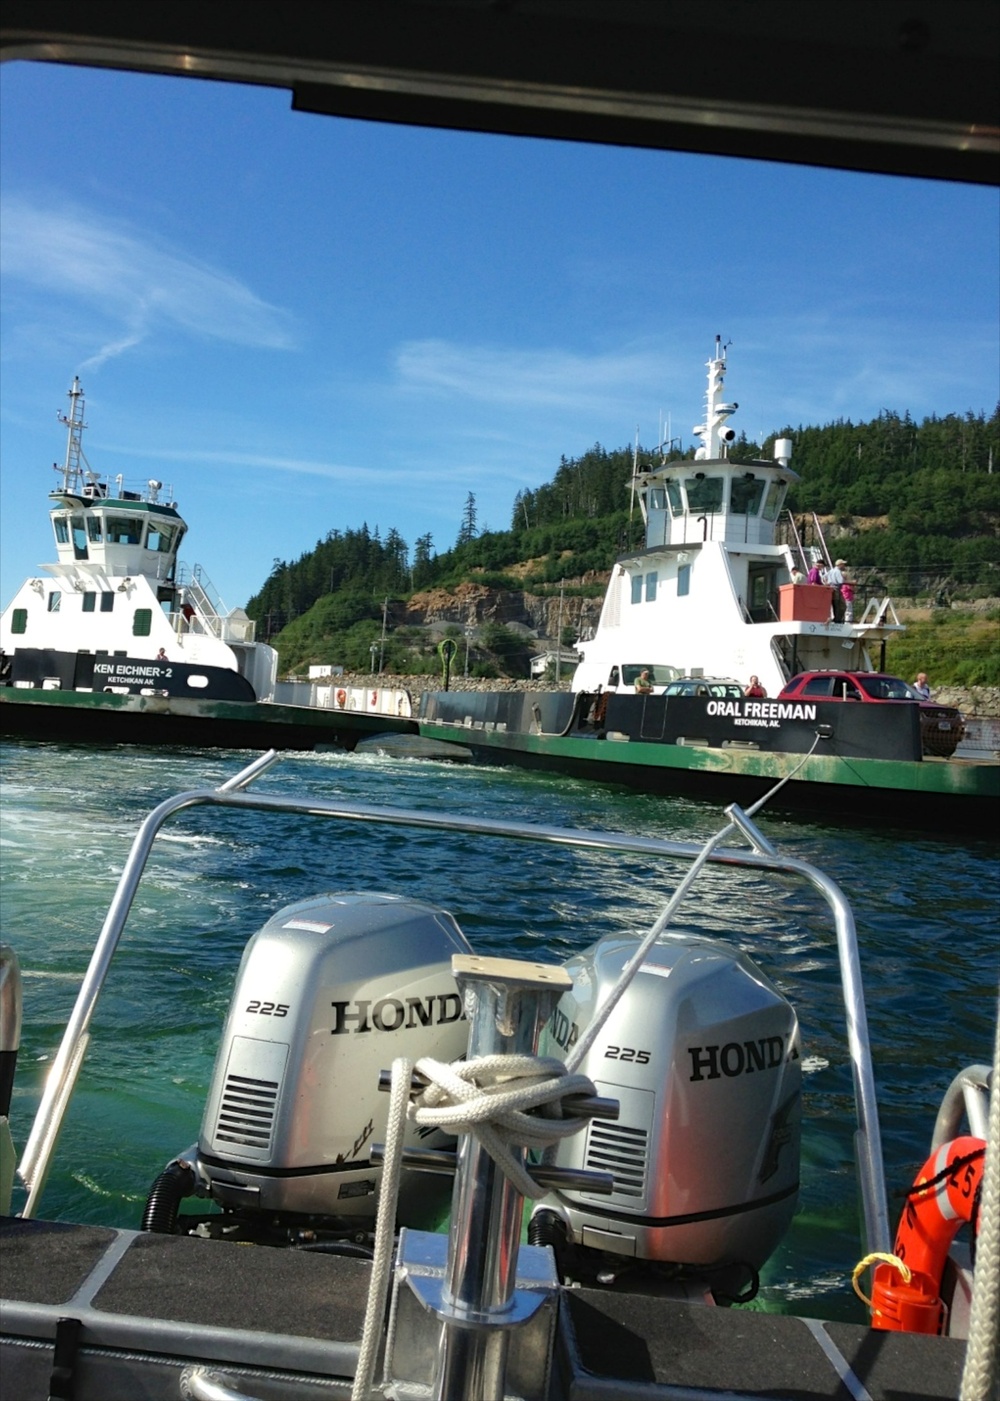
(694, 338, 737, 460)
(55, 377, 87, 494)
(629, 425, 639, 530)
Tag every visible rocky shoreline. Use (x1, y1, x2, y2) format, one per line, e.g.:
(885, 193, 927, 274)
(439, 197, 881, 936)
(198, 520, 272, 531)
(932, 686, 1000, 719)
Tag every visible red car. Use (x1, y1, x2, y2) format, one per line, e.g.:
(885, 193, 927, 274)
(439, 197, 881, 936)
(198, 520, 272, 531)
(777, 671, 966, 758)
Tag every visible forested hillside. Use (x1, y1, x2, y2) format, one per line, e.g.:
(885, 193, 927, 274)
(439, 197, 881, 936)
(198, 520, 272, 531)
(246, 405, 999, 675)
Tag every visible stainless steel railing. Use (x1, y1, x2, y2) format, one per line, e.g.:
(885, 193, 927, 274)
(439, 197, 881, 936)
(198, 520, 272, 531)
(16, 749, 891, 1256)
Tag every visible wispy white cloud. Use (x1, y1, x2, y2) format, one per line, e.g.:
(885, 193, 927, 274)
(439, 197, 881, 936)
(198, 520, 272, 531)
(394, 339, 666, 414)
(0, 194, 298, 368)
(104, 443, 478, 487)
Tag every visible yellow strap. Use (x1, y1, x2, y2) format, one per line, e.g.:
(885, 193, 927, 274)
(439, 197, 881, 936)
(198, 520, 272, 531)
(852, 1251, 911, 1307)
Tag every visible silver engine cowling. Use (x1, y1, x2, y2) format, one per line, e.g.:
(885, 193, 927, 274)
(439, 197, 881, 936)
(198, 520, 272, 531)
(195, 892, 472, 1220)
(533, 929, 801, 1278)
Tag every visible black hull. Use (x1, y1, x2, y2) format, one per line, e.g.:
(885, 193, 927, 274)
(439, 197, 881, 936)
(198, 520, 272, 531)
(0, 687, 415, 753)
(412, 690, 997, 832)
(7, 648, 257, 702)
(420, 688, 927, 761)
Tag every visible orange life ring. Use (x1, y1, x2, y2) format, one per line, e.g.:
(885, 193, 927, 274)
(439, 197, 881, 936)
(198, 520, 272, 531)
(870, 1135, 985, 1334)
(336, 689, 347, 709)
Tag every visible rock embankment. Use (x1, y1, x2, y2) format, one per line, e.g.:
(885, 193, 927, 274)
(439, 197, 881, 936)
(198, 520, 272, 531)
(335, 670, 572, 695)
(400, 579, 604, 639)
(934, 686, 1000, 719)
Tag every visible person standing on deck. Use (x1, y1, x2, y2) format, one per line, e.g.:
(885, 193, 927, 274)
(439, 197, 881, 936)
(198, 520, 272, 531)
(913, 672, 932, 699)
(826, 559, 846, 621)
(839, 575, 855, 623)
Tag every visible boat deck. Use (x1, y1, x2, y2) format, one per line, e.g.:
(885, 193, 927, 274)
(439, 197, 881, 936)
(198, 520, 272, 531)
(1, 1216, 968, 1400)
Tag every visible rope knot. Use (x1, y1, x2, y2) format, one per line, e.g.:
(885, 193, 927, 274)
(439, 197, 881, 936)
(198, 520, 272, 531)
(412, 1053, 598, 1199)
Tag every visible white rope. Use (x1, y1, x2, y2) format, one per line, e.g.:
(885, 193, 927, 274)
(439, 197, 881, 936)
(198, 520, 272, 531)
(567, 824, 730, 1073)
(351, 1056, 412, 1401)
(412, 1053, 598, 1198)
(959, 991, 1000, 1401)
(350, 1052, 597, 1398)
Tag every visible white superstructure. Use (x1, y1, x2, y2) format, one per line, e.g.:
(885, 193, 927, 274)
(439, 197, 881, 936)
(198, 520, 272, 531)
(573, 339, 903, 697)
(0, 378, 278, 702)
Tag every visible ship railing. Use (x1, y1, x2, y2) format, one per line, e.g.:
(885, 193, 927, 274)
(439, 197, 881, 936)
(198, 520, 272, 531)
(169, 608, 257, 644)
(171, 563, 258, 643)
(174, 563, 227, 633)
(17, 749, 891, 1274)
(781, 510, 809, 574)
(273, 679, 412, 715)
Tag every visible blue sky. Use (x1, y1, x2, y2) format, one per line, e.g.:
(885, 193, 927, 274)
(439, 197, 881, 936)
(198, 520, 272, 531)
(2, 60, 998, 610)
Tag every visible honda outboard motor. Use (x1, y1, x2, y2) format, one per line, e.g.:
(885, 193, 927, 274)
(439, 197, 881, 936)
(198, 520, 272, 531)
(532, 929, 801, 1293)
(191, 892, 472, 1226)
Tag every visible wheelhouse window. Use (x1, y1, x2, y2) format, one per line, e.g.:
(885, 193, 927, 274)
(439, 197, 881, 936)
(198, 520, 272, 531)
(53, 516, 69, 545)
(106, 514, 144, 545)
(631, 574, 643, 605)
(684, 475, 724, 512)
(87, 516, 104, 542)
(729, 475, 766, 515)
(71, 515, 89, 559)
(665, 479, 683, 515)
(145, 522, 176, 553)
(48, 591, 61, 612)
(82, 592, 97, 612)
(761, 483, 787, 521)
(645, 571, 658, 601)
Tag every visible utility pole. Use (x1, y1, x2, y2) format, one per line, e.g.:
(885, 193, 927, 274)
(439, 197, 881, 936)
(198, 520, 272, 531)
(555, 580, 565, 685)
(378, 596, 388, 674)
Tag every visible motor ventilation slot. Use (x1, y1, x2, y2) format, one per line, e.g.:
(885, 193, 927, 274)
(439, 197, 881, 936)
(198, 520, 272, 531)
(215, 1074, 279, 1150)
(586, 1120, 649, 1199)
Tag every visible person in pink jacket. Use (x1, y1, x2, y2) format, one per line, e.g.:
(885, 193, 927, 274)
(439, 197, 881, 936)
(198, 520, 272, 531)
(840, 576, 855, 623)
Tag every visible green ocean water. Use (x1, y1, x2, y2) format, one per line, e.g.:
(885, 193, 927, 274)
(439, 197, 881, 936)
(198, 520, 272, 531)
(1, 736, 996, 1323)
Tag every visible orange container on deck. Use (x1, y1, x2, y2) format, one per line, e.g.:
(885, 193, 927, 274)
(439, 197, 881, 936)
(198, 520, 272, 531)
(779, 584, 832, 622)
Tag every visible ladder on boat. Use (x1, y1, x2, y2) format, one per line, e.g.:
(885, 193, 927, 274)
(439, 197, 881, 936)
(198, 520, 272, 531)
(782, 511, 835, 574)
(858, 596, 902, 629)
(176, 565, 226, 639)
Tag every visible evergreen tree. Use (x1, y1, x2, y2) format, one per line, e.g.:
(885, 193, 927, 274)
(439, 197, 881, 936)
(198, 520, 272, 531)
(457, 491, 478, 546)
(413, 532, 435, 589)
